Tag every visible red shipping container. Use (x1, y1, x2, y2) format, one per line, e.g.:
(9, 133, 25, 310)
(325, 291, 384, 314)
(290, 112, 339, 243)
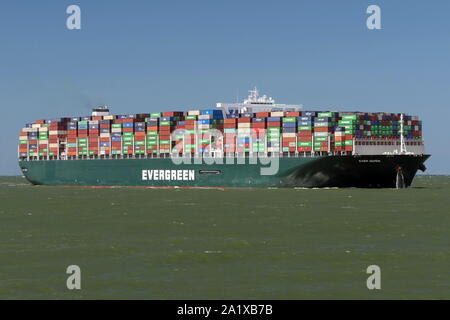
(159, 126, 174, 132)
(267, 122, 281, 127)
(286, 111, 300, 117)
(252, 122, 266, 129)
(255, 112, 270, 118)
(162, 111, 184, 117)
(237, 118, 251, 123)
(314, 127, 332, 132)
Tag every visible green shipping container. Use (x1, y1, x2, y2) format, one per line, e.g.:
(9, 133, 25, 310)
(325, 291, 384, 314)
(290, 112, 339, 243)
(317, 112, 337, 118)
(338, 120, 355, 125)
(341, 114, 358, 120)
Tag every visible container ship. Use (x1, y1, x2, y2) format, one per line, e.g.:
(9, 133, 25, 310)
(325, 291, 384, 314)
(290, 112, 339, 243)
(18, 88, 429, 188)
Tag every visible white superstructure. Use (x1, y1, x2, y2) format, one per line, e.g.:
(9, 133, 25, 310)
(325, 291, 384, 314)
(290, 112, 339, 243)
(217, 87, 302, 114)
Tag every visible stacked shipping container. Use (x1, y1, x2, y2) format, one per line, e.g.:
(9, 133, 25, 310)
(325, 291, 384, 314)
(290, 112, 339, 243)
(19, 110, 423, 159)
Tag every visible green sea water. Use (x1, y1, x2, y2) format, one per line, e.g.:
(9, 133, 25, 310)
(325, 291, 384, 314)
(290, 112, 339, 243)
(0, 175, 449, 299)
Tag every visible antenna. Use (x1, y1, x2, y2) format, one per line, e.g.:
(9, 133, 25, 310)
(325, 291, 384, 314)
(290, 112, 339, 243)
(400, 113, 407, 154)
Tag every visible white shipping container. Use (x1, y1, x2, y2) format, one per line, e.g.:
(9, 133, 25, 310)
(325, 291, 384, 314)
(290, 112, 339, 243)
(198, 124, 213, 129)
(100, 133, 111, 138)
(111, 128, 122, 133)
(314, 132, 331, 137)
(198, 114, 213, 120)
(282, 133, 296, 138)
(103, 115, 114, 120)
(270, 111, 284, 117)
(188, 110, 201, 116)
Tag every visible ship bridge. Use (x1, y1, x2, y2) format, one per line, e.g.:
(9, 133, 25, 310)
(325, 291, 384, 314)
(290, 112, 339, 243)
(216, 87, 302, 114)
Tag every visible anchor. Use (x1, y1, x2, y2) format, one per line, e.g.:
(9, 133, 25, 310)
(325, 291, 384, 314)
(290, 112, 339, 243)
(395, 166, 405, 189)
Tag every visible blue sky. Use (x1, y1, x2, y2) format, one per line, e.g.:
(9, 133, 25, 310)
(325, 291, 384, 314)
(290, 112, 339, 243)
(1, 0, 449, 174)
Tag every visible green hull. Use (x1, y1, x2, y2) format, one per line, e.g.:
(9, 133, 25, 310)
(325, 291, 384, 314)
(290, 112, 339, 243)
(18, 154, 429, 188)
